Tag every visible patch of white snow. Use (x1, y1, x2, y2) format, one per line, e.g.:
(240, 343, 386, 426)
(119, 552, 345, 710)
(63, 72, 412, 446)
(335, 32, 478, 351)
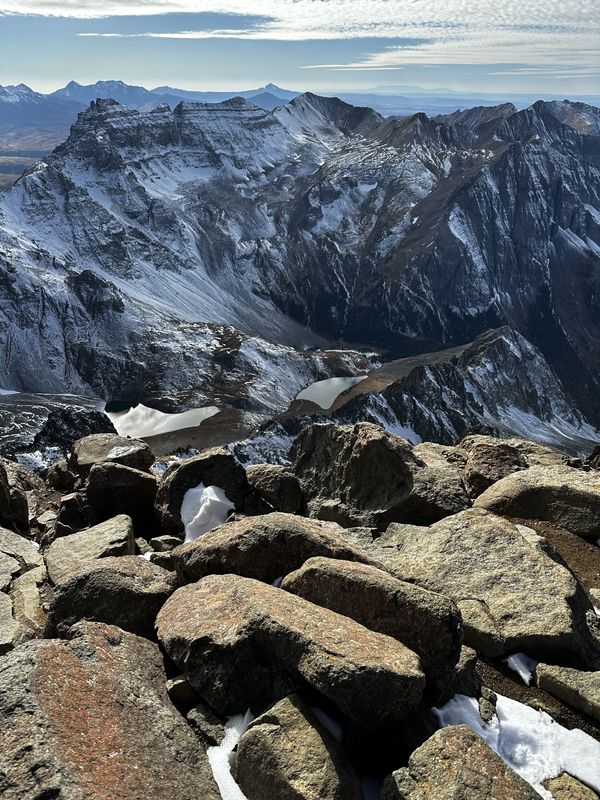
(207, 711, 254, 800)
(180, 482, 235, 542)
(504, 653, 538, 686)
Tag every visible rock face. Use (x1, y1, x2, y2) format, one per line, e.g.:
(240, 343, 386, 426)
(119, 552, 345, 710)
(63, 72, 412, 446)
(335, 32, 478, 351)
(282, 557, 462, 701)
(86, 462, 158, 535)
(235, 694, 362, 800)
(46, 556, 176, 638)
(0, 622, 220, 800)
(246, 464, 303, 514)
(291, 422, 470, 528)
(474, 465, 600, 539)
(381, 509, 598, 664)
(155, 448, 251, 535)
(172, 512, 375, 585)
(33, 407, 117, 453)
(156, 573, 425, 729)
(44, 514, 135, 585)
(536, 664, 600, 722)
(69, 433, 154, 477)
(381, 725, 538, 800)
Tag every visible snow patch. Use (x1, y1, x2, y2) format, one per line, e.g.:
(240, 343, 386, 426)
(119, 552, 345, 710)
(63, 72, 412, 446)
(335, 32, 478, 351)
(504, 653, 538, 686)
(180, 482, 235, 542)
(434, 693, 600, 798)
(207, 711, 254, 800)
(310, 707, 343, 743)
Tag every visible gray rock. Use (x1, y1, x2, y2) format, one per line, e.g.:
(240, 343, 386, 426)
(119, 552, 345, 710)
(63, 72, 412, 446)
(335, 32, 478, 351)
(0, 526, 43, 575)
(172, 512, 375, 586)
(186, 702, 226, 749)
(156, 573, 425, 730)
(155, 447, 250, 535)
(9, 565, 47, 645)
(291, 422, 470, 528)
(46, 458, 78, 492)
(236, 694, 362, 800)
(0, 592, 18, 655)
(46, 555, 176, 638)
(460, 434, 569, 468)
(86, 461, 158, 535)
(383, 509, 599, 664)
(149, 535, 182, 552)
(44, 514, 135, 585)
(543, 773, 599, 800)
(282, 557, 462, 701)
(448, 646, 482, 698)
(536, 663, 600, 722)
(382, 724, 538, 799)
(0, 622, 220, 800)
(474, 465, 600, 539)
(69, 433, 154, 477)
(246, 464, 303, 513)
(0, 552, 19, 592)
(462, 441, 528, 497)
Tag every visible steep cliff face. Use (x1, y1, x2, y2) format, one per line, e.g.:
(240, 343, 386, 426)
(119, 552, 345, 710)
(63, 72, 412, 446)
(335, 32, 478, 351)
(0, 94, 598, 428)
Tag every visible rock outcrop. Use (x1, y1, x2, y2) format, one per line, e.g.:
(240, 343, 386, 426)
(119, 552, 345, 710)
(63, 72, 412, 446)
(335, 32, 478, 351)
(69, 433, 154, 478)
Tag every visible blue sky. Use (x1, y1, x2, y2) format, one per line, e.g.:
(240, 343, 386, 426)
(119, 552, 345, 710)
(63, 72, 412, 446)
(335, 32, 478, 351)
(1, 1, 599, 96)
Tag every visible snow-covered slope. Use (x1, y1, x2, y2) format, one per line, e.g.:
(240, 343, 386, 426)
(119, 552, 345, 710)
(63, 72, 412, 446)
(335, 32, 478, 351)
(0, 93, 599, 434)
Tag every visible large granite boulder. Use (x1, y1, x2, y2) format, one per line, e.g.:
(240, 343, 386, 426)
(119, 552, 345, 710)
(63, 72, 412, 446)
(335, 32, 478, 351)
(156, 573, 425, 729)
(282, 557, 462, 702)
(0, 526, 42, 579)
(44, 514, 135, 585)
(172, 512, 375, 585)
(0, 463, 28, 534)
(291, 422, 470, 528)
(380, 509, 598, 664)
(245, 464, 303, 514)
(474, 465, 600, 539)
(536, 664, 600, 723)
(235, 694, 362, 800)
(86, 462, 158, 535)
(155, 447, 251, 535)
(69, 433, 154, 478)
(382, 725, 538, 799)
(46, 556, 176, 638)
(0, 623, 220, 800)
(462, 441, 528, 497)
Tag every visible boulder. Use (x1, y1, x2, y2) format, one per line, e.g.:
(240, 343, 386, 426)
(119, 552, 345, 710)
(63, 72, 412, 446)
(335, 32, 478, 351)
(291, 422, 470, 528)
(156, 574, 425, 729)
(235, 694, 362, 800)
(382, 509, 598, 664)
(588, 445, 600, 471)
(69, 432, 154, 478)
(536, 664, 600, 722)
(44, 514, 135, 585)
(46, 458, 78, 492)
(0, 623, 220, 800)
(0, 552, 19, 592)
(381, 724, 538, 800)
(462, 441, 528, 497)
(0, 592, 18, 655)
(412, 442, 468, 469)
(0, 463, 28, 533)
(282, 558, 462, 701)
(246, 464, 303, 514)
(86, 462, 158, 535)
(9, 565, 47, 645)
(460, 434, 568, 468)
(155, 447, 251, 535)
(474, 465, 600, 539)
(46, 556, 176, 638)
(543, 773, 599, 800)
(33, 406, 117, 452)
(172, 512, 375, 586)
(0, 526, 43, 575)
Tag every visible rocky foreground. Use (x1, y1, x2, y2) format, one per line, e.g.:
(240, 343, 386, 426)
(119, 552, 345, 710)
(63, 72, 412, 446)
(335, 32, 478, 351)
(1, 421, 600, 799)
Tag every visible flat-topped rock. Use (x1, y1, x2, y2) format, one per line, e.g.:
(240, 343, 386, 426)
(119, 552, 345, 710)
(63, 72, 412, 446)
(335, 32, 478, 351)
(383, 509, 598, 664)
(156, 573, 425, 729)
(69, 433, 154, 477)
(44, 515, 135, 585)
(172, 512, 375, 585)
(474, 465, 600, 539)
(282, 557, 462, 702)
(0, 526, 43, 575)
(0, 623, 220, 800)
(536, 663, 600, 723)
(46, 556, 176, 638)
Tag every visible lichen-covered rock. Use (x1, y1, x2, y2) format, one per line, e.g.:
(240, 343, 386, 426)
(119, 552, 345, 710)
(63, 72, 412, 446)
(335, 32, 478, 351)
(155, 447, 251, 535)
(69, 433, 154, 477)
(156, 573, 425, 729)
(46, 556, 176, 638)
(44, 514, 135, 585)
(282, 557, 462, 701)
(474, 465, 600, 539)
(536, 664, 600, 722)
(291, 422, 470, 528)
(236, 694, 362, 800)
(382, 724, 538, 799)
(0, 623, 220, 800)
(246, 464, 303, 513)
(172, 512, 375, 585)
(382, 509, 599, 665)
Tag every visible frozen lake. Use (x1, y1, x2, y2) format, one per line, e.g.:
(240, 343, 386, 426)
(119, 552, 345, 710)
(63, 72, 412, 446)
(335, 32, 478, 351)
(106, 403, 219, 438)
(295, 375, 367, 410)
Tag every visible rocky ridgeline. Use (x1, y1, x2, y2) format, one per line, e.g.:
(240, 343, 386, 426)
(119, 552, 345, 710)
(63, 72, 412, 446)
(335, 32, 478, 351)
(0, 422, 599, 799)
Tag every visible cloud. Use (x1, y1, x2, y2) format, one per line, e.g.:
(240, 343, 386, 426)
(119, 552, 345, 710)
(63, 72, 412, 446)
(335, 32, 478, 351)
(2, 1, 599, 69)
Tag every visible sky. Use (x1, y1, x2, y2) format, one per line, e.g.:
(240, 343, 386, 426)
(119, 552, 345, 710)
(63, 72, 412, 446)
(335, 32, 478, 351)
(0, 0, 599, 97)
